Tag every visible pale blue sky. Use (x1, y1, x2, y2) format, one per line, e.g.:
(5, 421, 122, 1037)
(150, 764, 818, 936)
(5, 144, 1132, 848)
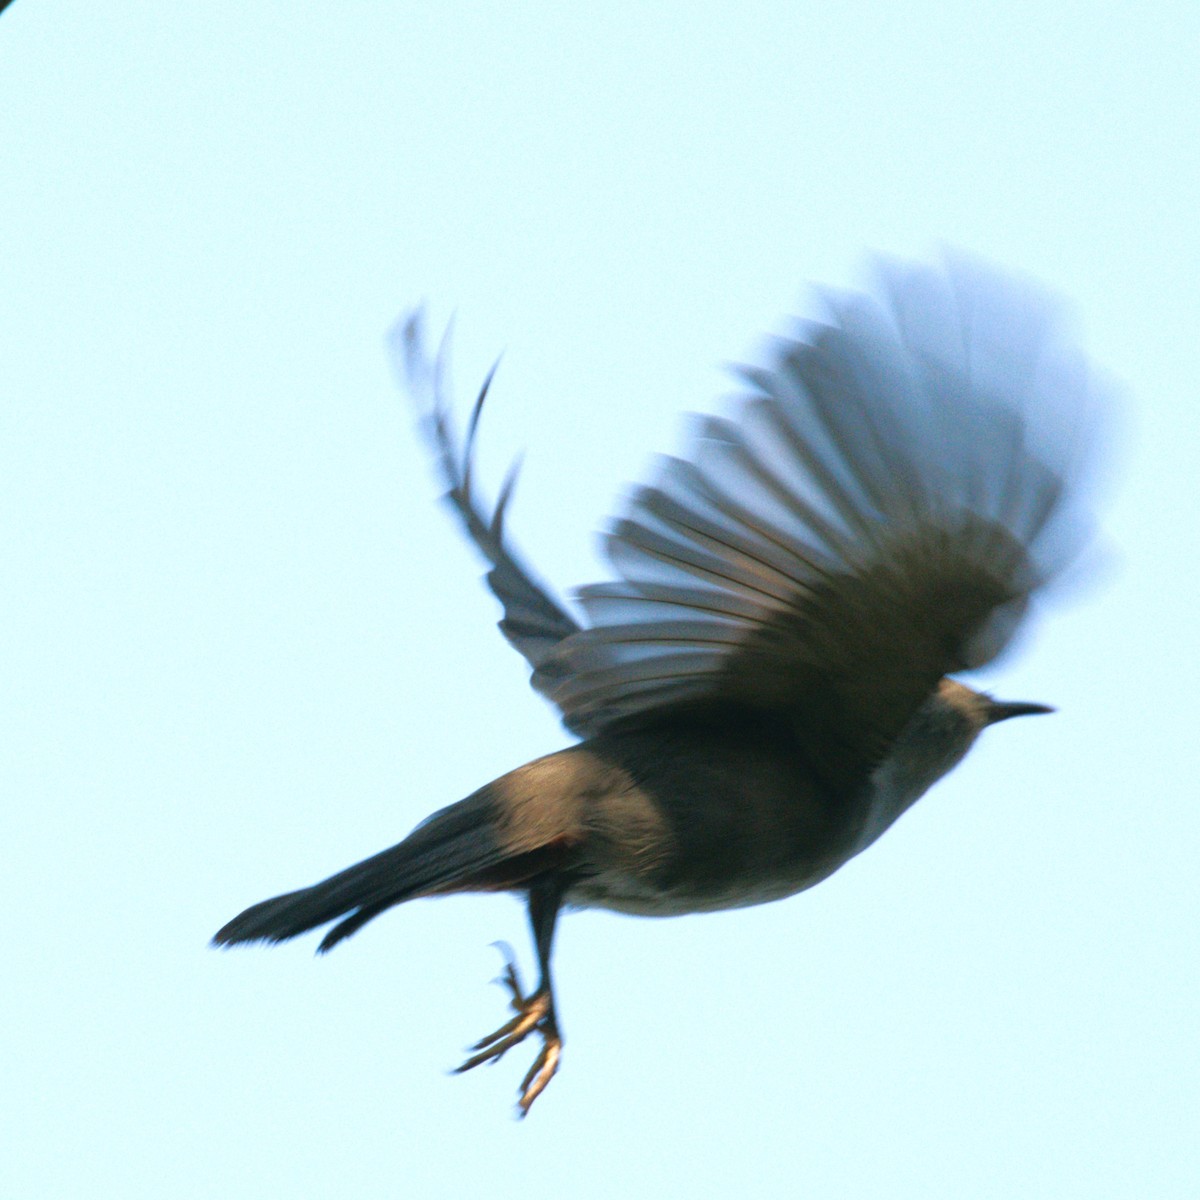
(2, 4, 1198, 1197)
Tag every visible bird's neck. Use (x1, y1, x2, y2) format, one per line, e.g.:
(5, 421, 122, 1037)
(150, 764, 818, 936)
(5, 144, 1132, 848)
(852, 688, 981, 854)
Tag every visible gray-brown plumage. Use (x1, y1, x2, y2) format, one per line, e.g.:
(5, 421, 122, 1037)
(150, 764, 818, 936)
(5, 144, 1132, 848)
(213, 257, 1099, 1114)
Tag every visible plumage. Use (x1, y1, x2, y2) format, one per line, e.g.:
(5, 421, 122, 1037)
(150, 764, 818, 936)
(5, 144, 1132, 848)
(214, 255, 1101, 1114)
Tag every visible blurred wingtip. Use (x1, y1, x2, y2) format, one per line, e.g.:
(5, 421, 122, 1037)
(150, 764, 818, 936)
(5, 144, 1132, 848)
(386, 303, 430, 392)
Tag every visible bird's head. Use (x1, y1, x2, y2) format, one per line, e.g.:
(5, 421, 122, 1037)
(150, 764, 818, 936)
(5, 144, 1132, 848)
(938, 677, 1055, 731)
(887, 679, 1054, 800)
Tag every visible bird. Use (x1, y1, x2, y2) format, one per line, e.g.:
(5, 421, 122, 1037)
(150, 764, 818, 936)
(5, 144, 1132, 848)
(213, 255, 1101, 1115)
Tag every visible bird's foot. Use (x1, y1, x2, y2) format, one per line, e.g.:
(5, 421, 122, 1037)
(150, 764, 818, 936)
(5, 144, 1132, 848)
(455, 950, 562, 1116)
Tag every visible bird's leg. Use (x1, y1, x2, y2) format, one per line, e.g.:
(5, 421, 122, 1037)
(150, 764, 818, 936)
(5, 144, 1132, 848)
(455, 876, 565, 1115)
(514, 877, 564, 1114)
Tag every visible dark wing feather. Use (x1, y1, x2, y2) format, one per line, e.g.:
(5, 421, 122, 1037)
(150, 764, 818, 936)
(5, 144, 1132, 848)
(394, 313, 582, 699)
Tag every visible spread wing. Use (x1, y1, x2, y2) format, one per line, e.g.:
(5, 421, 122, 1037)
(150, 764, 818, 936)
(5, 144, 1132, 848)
(398, 257, 1100, 791)
(395, 313, 581, 696)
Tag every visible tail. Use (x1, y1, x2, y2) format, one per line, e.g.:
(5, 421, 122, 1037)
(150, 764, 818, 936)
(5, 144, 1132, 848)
(212, 790, 508, 954)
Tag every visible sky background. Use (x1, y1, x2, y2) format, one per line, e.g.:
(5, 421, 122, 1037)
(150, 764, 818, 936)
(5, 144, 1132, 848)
(2, 3, 1198, 1197)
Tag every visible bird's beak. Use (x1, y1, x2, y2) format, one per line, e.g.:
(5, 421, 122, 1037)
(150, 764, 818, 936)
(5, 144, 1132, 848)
(986, 698, 1056, 724)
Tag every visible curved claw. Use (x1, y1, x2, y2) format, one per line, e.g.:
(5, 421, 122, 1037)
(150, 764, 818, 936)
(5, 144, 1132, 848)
(456, 990, 550, 1071)
(485, 944, 527, 1011)
(454, 967, 563, 1114)
(516, 1037, 562, 1117)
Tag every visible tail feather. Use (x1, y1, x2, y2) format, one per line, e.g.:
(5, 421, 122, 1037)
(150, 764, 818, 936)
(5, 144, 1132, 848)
(212, 794, 502, 951)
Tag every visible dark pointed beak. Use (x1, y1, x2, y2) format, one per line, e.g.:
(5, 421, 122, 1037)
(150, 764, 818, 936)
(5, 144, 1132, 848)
(986, 698, 1056, 724)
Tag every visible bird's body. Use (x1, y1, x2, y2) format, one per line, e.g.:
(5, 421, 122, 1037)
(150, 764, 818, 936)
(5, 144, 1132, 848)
(487, 679, 993, 919)
(215, 257, 1100, 1113)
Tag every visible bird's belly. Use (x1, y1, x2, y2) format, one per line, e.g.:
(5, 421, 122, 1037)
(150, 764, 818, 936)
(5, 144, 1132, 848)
(564, 854, 847, 918)
(563, 772, 910, 918)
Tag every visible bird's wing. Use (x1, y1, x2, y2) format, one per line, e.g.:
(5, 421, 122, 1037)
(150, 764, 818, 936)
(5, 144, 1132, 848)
(395, 313, 582, 694)
(533, 258, 1100, 785)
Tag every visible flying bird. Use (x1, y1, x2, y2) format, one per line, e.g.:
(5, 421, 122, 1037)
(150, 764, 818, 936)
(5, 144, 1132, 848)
(214, 257, 1101, 1115)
